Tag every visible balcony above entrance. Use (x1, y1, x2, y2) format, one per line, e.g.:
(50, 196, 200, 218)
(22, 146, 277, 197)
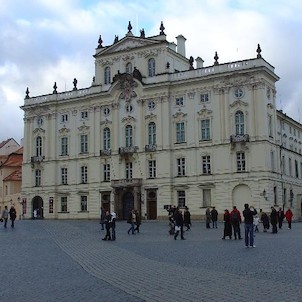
(111, 178, 142, 188)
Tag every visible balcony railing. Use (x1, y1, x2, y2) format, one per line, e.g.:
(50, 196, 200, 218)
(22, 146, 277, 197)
(119, 146, 138, 156)
(31, 156, 45, 163)
(145, 144, 157, 152)
(230, 134, 250, 143)
(100, 149, 111, 156)
(111, 178, 142, 188)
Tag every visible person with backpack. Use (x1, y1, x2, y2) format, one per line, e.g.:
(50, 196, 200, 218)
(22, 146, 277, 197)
(230, 206, 242, 240)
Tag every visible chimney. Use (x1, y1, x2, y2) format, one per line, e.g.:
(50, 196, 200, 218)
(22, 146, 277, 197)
(196, 57, 204, 68)
(176, 35, 186, 57)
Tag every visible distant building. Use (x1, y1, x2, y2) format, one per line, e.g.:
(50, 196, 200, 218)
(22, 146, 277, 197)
(0, 145, 23, 218)
(20, 22, 302, 220)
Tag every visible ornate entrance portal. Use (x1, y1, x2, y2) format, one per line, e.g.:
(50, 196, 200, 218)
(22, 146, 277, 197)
(32, 196, 44, 219)
(122, 191, 134, 220)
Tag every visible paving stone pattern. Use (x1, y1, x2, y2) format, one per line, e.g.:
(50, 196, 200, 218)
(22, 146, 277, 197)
(0, 219, 301, 302)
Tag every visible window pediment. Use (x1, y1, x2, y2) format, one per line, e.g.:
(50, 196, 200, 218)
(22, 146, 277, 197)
(145, 112, 157, 120)
(58, 127, 70, 134)
(33, 128, 45, 134)
(100, 118, 112, 126)
(230, 99, 248, 108)
(122, 116, 136, 123)
(78, 125, 90, 132)
(197, 108, 212, 117)
(172, 112, 187, 120)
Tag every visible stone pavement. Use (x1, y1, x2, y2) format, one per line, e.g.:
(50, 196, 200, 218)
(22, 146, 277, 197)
(0, 219, 301, 302)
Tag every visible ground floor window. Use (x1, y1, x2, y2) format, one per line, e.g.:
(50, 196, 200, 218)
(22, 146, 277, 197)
(80, 196, 88, 211)
(202, 189, 211, 207)
(177, 190, 186, 208)
(61, 196, 67, 212)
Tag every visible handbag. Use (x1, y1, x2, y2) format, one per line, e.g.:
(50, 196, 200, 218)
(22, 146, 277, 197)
(175, 225, 181, 231)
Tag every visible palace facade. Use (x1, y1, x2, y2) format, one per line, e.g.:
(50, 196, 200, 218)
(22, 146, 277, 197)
(21, 22, 302, 220)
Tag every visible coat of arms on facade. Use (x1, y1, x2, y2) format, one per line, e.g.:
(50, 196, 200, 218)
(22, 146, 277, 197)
(113, 72, 140, 101)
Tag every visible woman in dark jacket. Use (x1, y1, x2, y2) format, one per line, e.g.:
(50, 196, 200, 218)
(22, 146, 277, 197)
(183, 207, 191, 231)
(270, 207, 278, 234)
(222, 209, 232, 239)
(260, 211, 270, 232)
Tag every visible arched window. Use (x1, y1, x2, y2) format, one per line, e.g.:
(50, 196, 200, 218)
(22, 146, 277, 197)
(126, 62, 132, 74)
(103, 127, 111, 150)
(104, 66, 111, 84)
(148, 58, 155, 77)
(148, 122, 156, 145)
(125, 125, 133, 147)
(36, 136, 42, 157)
(235, 111, 245, 135)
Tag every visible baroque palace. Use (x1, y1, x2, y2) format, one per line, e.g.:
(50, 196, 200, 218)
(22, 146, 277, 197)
(21, 22, 302, 220)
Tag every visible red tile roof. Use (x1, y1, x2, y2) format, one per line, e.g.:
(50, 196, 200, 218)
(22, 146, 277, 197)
(3, 169, 22, 181)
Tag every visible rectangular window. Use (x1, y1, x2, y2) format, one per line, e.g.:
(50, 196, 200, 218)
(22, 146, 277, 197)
(268, 115, 273, 137)
(176, 122, 185, 143)
(175, 97, 184, 106)
(295, 160, 299, 178)
(126, 162, 133, 179)
(177, 191, 186, 208)
(80, 196, 88, 212)
(35, 169, 41, 186)
(49, 197, 54, 214)
(80, 134, 88, 153)
(103, 164, 110, 181)
(81, 111, 88, 119)
(81, 166, 88, 183)
(236, 152, 246, 172)
(61, 168, 68, 185)
(61, 137, 68, 156)
(201, 119, 210, 141)
(289, 158, 292, 176)
(202, 189, 211, 207)
(282, 156, 286, 175)
(202, 155, 211, 174)
(177, 158, 186, 176)
(200, 93, 209, 103)
(61, 197, 67, 212)
(61, 114, 68, 123)
(270, 151, 275, 172)
(148, 160, 156, 178)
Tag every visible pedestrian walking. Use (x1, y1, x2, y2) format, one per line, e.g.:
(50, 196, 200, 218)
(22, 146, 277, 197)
(102, 211, 112, 241)
(210, 207, 218, 229)
(270, 207, 278, 234)
(183, 207, 191, 231)
(9, 206, 16, 228)
(253, 215, 259, 233)
(285, 208, 293, 229)
(1, 206, 9, 228)
(111, 211, 116, 241)
(134, 210, 141, 233)
(174, 208, 185, 240)
(242, 204, 257, 248)
(205, 207, 211, 229)
(277, 207, 285, 229)
(127, 209, 136, 235)
(230, 206, 242, 240)
(100, 207, 106, 230)
(260, 210, 270, 232)
(222, 209, 232, 240)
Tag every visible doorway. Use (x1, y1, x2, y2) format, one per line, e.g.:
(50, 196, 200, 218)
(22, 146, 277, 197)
(147, 190, 157, 220)
(122, 191, 134, 220)
(32, 196, 44, 219)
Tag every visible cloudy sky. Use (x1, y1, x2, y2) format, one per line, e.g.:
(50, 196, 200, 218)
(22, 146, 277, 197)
(1, 0, 302, 144)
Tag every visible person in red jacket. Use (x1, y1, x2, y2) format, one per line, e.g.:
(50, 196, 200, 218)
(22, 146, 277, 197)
(230, 206, 242, 240)
(285, 208, 293, 229)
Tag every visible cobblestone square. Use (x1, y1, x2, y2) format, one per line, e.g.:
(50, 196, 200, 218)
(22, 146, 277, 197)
(0, 219, 301, 301)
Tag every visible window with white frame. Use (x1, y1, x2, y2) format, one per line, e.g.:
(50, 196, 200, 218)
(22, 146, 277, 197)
(61, 167, 68, 185)
(201, 119, 210, 141)
(200, 93, 209, 103)
(81, 166, 88, 183)
(61, 137, 68, 156)
(103, 164, 110, 181)
(81, 111, 88, 120)
(125, 162, 133, 179)
(148, 122, 156, 145)
(125, 125, 133, 147)
(177, 191, 186, 208)
(61, 196, 67, 212)
(36, 136, 42, 157)
(270, 151, 275, 172)
(202, 155, 211, 174)
(80, 196, 88, 212)
(103, 128, 111, 150)
(126, 62, 132, 74)
(148, 58, 155, 77)
(289, 158, 292, 176)
(80, 134, 88, 153)
(177, 158, 186, 176)
(282, 156, 286, 175)
(176, 122, 185, 143)
(268, 115, 273, 137)
(104, 66, 111, 84)
(148, 160, 156, 178)
(35, 169, 41, 186)
(235, 111, 244, 135)
(202, 189, 211, 207)
(61, 114, 68, 123)
(175, 97, 184, 106)
(295, 160, 299, 178)
(236, 152, 246, 172)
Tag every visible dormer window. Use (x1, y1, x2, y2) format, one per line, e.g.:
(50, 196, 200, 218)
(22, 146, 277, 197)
(148, 58, 156, 77)
(126, 62, 133, 74)
(104, 66, 111, 84)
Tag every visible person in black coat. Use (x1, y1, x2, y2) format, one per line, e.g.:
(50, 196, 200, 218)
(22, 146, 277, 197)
(102, 211, 112, 240)
(260, 210, 270, 232)
(183, 207, 191, 231)
(270, 207, 278, 234)
(210, 207, 218, 229)
(222, 209, 232, 239)
(9, 206, 17, 228)
(242, 204, 257, 248)
(174, 208, 185, 240)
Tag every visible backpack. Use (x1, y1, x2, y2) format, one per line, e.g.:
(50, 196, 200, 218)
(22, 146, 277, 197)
(231, 211, 239, 221)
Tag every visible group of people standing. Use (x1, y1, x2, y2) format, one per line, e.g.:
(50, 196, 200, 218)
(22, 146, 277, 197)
(1, 205, 17, 228)
(167, 206, 191, 240)
(100, 207, 116, 241)
(127, 209, 141, 235)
